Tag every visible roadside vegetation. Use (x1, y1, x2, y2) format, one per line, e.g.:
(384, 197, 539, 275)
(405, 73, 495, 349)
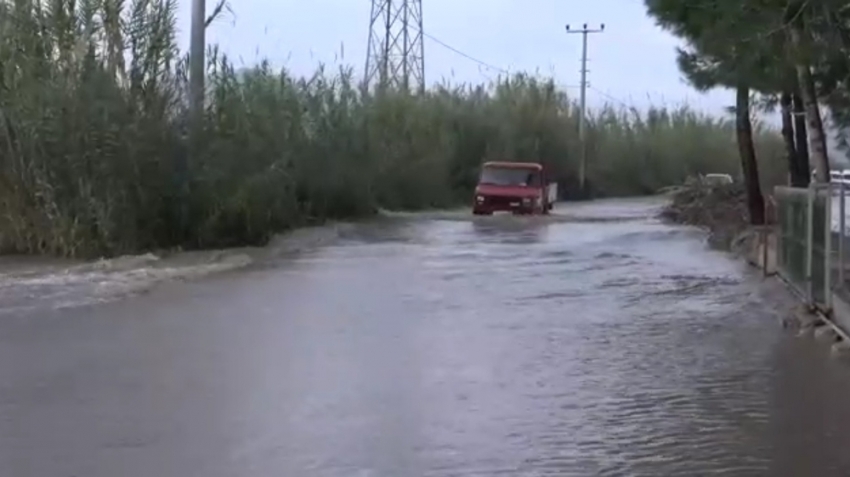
(0, 0, 785, 258)
(661, 180, 750, 249)
(646, 0, 850, 229)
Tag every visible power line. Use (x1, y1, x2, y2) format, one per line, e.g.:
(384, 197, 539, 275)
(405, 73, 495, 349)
(423, 31, 600, 95)
(422, 32, 511, 75)
(589, 86, 633, 108)
(424, 33, 585, 89)
(373, 21, 655, 112)
(420, 31, 676, 114)
(425, 32, 636, 109)
(589, 86, 700, 111)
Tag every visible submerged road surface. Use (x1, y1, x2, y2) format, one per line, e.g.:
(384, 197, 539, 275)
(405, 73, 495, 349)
(5, 199, 850, 476)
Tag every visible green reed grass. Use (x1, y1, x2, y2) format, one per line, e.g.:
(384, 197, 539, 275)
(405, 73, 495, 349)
(0, 0, 786, 257)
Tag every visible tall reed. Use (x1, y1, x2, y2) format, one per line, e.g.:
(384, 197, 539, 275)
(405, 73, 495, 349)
(0, 0, 786, 257)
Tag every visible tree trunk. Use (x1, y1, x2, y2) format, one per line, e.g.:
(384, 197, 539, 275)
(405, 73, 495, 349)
(792, 91, 811, 182)
(781, 91, 808, 186)
(789, 23, 830, 182)
(736, 84, 766, 225)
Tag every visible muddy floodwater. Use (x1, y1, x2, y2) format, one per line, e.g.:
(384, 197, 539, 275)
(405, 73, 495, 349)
(5, 198, 850, 476)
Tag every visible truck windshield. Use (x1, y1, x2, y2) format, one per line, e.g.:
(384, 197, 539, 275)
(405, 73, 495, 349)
(479, 167, 539, 186)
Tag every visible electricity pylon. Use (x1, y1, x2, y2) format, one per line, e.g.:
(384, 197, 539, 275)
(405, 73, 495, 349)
(364, 0, 425, 93)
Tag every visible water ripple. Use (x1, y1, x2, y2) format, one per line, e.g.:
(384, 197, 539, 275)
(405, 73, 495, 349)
(3, 200, 850, 476)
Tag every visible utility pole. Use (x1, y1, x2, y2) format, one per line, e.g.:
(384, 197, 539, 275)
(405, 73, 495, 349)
(566, 23, 604, 196)
(185, 0, 205, 235)
(189, 0, 205, 147)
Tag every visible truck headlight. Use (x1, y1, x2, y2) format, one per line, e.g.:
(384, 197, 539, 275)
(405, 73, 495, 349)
(522, 197, 531, 205)
(476, 195, 484, 203)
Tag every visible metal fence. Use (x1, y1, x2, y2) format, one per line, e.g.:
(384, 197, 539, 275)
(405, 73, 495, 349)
(774, 184, 833, 311)
(834, 182, 850, 303)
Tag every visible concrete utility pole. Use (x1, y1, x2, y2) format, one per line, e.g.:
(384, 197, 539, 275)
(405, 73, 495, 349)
(566, 23, 604, 195)
(189, 0, 205, 144)
(184, 0, 205, 233)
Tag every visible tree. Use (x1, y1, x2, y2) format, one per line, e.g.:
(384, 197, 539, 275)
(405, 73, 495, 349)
(805, 2, 850, 161)
(786, 2, 831, 181)
(645, 0, 770, 223)
(734, 84, 766, 225)
(780, 89, 812, 186)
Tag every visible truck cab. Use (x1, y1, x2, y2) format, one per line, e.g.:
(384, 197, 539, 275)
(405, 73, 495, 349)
(472, 161, 558, 215)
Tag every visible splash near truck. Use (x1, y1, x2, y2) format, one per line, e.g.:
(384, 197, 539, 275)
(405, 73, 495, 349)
(472, 161, 558, 215)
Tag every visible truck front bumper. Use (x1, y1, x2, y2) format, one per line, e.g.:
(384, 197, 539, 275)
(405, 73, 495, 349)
(473, 196, 538, 214)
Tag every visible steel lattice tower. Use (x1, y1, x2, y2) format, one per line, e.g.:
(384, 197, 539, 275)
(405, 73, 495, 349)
(364, 0, 425, 93)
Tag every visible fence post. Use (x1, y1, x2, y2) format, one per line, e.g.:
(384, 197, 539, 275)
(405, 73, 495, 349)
(807, 184, 815, 305)
(763, 198, 772, 277)
(841, 181, 846, 287)
(826, 183, 833, 310)
(776, 190, 784, 276)
(762, 224, 768, 277)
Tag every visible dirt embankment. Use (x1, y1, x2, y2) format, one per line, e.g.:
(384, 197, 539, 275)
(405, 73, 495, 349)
(659, 180, 752, 251)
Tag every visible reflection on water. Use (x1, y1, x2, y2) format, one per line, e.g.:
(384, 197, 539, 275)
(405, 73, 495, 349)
(470, 217, 549, 244)
(2, 199, 850, 476)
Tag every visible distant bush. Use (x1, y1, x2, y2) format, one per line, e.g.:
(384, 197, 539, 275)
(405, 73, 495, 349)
(0, 0, 786, 257)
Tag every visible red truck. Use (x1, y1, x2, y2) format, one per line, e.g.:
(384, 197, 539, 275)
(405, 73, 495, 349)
(472, 161, 558, 215)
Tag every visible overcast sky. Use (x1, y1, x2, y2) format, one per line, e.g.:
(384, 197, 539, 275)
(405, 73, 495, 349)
(175, 0, 737, 117)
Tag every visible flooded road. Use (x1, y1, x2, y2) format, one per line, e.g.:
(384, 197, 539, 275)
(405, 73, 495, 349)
(4, 198, 850, 476)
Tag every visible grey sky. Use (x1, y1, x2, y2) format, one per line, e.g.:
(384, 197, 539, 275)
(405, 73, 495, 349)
(176, 0, 736, 116)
